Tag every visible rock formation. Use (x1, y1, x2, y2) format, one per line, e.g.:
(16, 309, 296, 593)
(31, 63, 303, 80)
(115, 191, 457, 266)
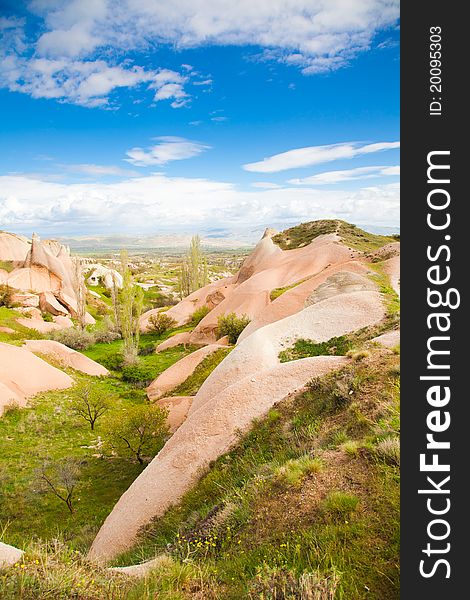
(0, 342, 74, 415)
(23, 340, 109, 377)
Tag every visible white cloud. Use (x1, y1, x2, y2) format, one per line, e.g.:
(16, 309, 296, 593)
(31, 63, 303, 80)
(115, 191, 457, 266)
(62, 163, 140, 177)
(0, 49, 189, 107)
(125, 136, 210, 166)
(211, 116, 228, 122)
(0, 173, 399, 236)
(154, 82, 188, 107)
(31, 1, 399, 71)
(289, 165, 400, 185)
(251, 182, 282, 189)
(0, 1, 399, 107)
(243, 141, 400, 173)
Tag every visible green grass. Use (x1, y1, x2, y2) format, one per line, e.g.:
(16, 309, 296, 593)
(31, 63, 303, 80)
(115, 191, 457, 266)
(112, 352, 400, 599)
(0, 349, 400, 599)
(272, 219, 396, 253)
(321, 491, 360, 520)
(0, 374, 148, 550)
(0, 306, 44, 344)
(0, 260, 15, 273)
(279, 335, 352, 363)
(169, 348, 232, 396)
(369, 262, 400, 317)
(0, 324, 198, 553)
(269, 278, 307, 302)
(83, 330, 196, 383)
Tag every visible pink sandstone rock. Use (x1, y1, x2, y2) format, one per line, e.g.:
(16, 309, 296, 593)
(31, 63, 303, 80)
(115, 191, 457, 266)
(52, 316, 74, 329)
(190, 290, 385, 417)
(140, 277, 236, 331)
(238, 262, 370, 342)
(0, 342, 73, 415)
(7, 266, 61, 294)
(0, 232, 30, 262)
(23, 340, 109, 377)
(16, 307, 42, 319)
(88, 355, 347, 562)
(188, 233, 357, 345)
(39, 291, 69, 316)
(155, 396, 193, 432)
(0, 541, 24, 569)
(10, 293, 40, 308)
(0, 326, 15, 334)
(147, 345, 226, 401)
(155, 332, 192, 352)
(383, 255, 400, 296)
(371, 330, 400, 349)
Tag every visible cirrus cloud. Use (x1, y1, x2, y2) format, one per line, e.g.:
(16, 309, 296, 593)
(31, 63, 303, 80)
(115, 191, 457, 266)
(124, 136, 211, 166)
(243, 141, 400, 173)
(289, 165, 400, 185)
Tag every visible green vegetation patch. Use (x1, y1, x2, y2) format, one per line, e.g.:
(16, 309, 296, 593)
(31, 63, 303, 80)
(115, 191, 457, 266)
(272, 219, 396, 253)
(170, 347, 232, 396)
(113, 352, 400, 599)
(279, 335, 352, 363)
(269, 278, 308, 302)
(0, 260, 15, 273)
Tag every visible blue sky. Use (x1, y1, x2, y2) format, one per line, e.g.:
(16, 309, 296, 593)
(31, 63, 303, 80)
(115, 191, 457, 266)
(0, 1, 399, 241)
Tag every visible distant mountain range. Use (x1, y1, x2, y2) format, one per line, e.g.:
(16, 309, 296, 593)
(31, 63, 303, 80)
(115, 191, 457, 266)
(58, 224, 399, 252)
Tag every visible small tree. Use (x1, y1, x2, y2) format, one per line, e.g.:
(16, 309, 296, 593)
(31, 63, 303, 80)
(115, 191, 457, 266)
(72, 257, 87, 330)
(148, 312, 176, 335)
(0, 284, 13, 308)
(178, 235, 209, 298)
(102, 403, 169, 465)
(217, 312, 251, 344)
(70, 384, 111, 431)
(38, 459, 81, 514)
(191, 305, 211, 326)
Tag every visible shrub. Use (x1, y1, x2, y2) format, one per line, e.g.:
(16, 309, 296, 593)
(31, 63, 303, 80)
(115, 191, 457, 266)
(346, 349, 370, 361)
(138, 343, 156, 356)
(49, 327, 95, 351)
(191, 305, 211, 326)
(121, 363, 155, 386)
(321, 491, 359, 520)
(280, 336, 352, 363)
(274, 455, 323, 487)
(37, 458, 82, 514)
(0, 284, 13, 308)
(340, 440, 360, 457)
(102, 403, 169, 464)
(148, 312, 177, 335)
(248, 566, 339, 600)
(42, 312, 53, 322)
(374, 436, 400, 466)
(99, 351, 124, 371)
(94, 316, 121, 343)
(217, 312, 250, 344)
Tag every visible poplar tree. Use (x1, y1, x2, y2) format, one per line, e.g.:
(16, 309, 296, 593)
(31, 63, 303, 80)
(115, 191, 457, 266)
(119, 250, 144, 365)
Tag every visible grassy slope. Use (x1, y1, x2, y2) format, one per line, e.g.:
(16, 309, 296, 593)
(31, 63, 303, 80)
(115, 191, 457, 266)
(272, 220, 397, 253)
(0, 323, 195, 552)
(1, 350, 400, 600)
(0, 223, 400, 598)
(169, 348, 232, 396)
(109, 350, 400, 600)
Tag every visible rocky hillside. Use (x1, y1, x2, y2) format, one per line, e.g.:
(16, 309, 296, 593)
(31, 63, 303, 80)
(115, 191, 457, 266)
(0, 220, 400, 598)
(90, 221, 400, 564)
